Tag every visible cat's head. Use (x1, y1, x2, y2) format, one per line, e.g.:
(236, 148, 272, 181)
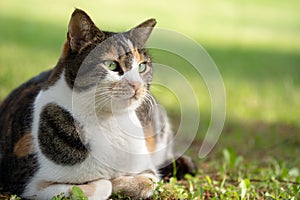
(59, 9, 156, 112)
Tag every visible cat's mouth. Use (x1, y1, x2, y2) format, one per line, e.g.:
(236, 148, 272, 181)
(111, 87, 145, 102)
(132, 87, 145, 100)
(94, 83, 146, 112)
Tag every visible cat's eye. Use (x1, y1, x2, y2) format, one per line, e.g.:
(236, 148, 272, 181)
(138, 62, 147, 73)
(103, 60, 120, 72)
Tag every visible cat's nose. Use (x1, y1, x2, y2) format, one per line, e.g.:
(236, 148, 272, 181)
(129, 81, 142, 93)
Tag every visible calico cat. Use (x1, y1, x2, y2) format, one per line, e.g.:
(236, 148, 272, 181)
(0, 9, 195, 199)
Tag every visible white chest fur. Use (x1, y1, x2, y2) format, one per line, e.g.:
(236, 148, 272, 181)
(81, 108, 155, 175)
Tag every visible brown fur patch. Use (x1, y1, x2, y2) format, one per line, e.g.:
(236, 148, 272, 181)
(143, 122, 156, 153)
(13, 133, 34, 158)
(78, 182, 96, 196)
(36, 181, 53, 191)
(61, 40, 70, 60)
(133, 48, 142, 63)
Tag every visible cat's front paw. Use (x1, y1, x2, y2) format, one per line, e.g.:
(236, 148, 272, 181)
(112, 172, 158, 199)
(77, 179, 112, 200)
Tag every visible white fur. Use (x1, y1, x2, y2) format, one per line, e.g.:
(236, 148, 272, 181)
(23, 71, 158, 198)
(124, 36, 134, 51)
(31, 179, 112, 200)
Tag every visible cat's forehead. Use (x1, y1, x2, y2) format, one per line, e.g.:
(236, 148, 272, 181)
(98, 33, 149, 63)
(104, 34, 135, 55)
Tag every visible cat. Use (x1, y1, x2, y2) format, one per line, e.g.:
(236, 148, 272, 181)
(0, 9, 196, 199)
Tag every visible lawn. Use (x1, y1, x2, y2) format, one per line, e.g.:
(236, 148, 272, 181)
(0, 0, 300, 199)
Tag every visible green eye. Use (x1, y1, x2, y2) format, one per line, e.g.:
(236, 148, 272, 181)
(103, 60, 119, 71)
(138, 62, 147, 73)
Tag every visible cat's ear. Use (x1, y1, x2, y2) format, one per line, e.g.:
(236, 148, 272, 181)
(66, 9, 103, 53)
(129, 19, 156, 48)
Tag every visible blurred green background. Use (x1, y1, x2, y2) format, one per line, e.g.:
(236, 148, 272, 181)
(0, 0, 299, 166)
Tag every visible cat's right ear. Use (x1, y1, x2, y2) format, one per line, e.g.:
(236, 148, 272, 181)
(129, 18, 157, 48)
(64, 9, 103, 55)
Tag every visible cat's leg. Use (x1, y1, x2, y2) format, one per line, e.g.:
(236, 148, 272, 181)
(149, 100, 197, 180)
(159, 154, 197, 180)
(31, 179, 112, 200)
(112, 172, 159, 199)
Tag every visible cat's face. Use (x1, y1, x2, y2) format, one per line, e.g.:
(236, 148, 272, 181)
(93, 34, 153, 112)
(60, 9, 156, 112)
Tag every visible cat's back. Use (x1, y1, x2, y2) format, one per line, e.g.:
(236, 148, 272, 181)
(0, 69, 52, 194)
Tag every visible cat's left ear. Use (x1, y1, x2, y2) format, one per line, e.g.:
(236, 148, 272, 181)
(129, 19, 157, 48)
(66, 9, 103, 54)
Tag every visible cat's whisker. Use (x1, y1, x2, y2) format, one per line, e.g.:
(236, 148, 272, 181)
(94, 92, 112, 98)
(94, 90, 112, 95)
(95, 95, 111, 101)
(72, 91, 112, 111)
(94, 89, 112, 93)
(95, 97, 113, 111)
(94, 98, 111, 104)
(94, 93, 112, 102)
(143, 93, 155, 109)
(95, 86, 113, 89)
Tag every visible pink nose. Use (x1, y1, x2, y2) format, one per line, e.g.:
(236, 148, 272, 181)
(129, 81, 142, 93)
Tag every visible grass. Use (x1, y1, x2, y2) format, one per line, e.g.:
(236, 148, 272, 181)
(1, 0, 300, 199)
(3, 148, 299, 199)
(150, 151, 300, 199)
